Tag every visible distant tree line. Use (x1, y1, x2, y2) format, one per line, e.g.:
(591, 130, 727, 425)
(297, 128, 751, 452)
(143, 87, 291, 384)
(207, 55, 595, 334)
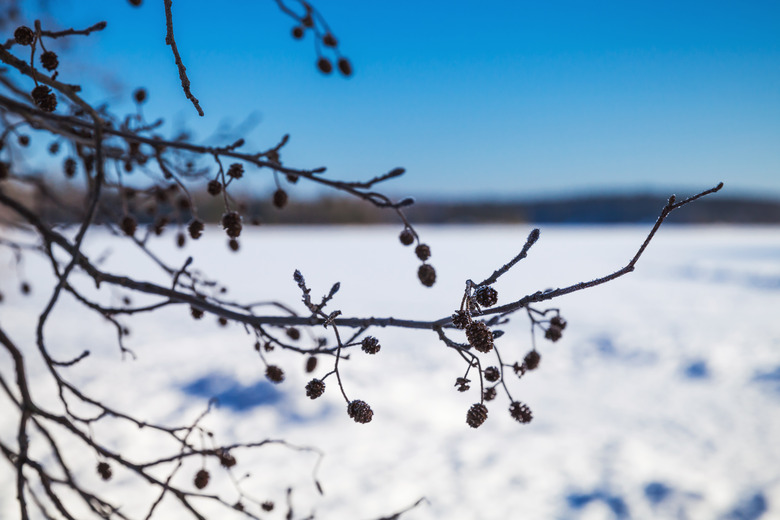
(5, 183, 774, 226)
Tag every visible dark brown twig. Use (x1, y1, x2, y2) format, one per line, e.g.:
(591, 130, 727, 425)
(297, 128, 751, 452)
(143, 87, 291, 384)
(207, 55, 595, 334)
(164, 0, 204, 116)
(478, 228, 540, 287)
(40, 21, 107, 39)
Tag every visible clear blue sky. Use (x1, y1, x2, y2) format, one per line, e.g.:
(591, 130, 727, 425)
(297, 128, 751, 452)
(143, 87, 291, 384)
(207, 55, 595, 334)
(20, 0, 780, 200)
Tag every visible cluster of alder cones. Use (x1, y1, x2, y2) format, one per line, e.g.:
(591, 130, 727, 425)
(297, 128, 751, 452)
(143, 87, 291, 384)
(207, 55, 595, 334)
(398, 227, 436, 287)
(452, 283, 567, 428)
(13, 25, 61, 112)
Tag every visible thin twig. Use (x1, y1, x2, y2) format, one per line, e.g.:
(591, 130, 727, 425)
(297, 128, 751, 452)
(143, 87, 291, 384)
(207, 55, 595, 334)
(164, 0, 204, 116)
(40, 21, 107, 39)
(479, 228, 540, 286)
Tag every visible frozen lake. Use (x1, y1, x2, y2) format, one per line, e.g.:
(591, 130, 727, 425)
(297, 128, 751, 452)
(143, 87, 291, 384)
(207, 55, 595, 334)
(1, 224, 779, 519)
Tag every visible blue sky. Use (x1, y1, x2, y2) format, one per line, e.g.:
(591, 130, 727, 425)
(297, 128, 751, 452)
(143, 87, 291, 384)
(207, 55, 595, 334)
(20, 0, 780, 200)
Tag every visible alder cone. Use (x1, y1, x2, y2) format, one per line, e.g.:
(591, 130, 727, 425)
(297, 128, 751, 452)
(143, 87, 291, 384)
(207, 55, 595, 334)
(418, 264, 436, 287)
(466, 403, 488, 428)
(317, 57, 333, 74)
(399, 228, 414, 245)
(509, 401, 533, 424)
(465, 321, 493, 353)
(14, 26, 34, 46)
(451, 310, 470, 330)
(524, 350, 541, 370)
(41, 51, 59, 71)
(207, 179, 222, 195)
(273, 189, 288, 209)
(194, 469, 210, 489)
(217, 449, 236, 468)
(550, 315, 567, 330)
(361, 336, 381, 354)
(120, 215, 137, 237)
(227, 163, 244, 179)
(265, 365, 285, 383)
(32, 85, 57, 112)
(484, 366, 500, 382)
(187, 219, 204, 239)
(63, 157, 77, 178)
(415, 244, 431, 261)
(455, 377, 470, 392)
(347, 400, 373, 423)
(221, 211, 242, 238)
(474, 285, 498, 307)
(96, 462, 112, 481)
(337, 58, 352, 77)
(305, 379, 325, 399)
(545, 324, 563, 342)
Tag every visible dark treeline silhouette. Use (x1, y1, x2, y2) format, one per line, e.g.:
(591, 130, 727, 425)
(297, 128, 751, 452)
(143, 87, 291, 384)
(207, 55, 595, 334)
(404, 194, 780, 225)
(11, 183, 778, 225)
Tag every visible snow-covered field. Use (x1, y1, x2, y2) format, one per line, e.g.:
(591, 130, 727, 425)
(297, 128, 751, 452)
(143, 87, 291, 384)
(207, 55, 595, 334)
(1, 224, 779, 519)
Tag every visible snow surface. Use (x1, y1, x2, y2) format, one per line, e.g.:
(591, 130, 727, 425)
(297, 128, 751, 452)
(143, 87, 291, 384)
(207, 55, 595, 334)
(1, 224, 779, 519)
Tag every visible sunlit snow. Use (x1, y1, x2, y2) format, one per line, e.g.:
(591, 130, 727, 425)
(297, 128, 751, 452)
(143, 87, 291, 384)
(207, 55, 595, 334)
(1, 224, 778, 519)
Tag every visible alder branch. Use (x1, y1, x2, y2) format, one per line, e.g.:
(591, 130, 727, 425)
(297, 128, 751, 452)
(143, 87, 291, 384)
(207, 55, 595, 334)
(163, 0, 203, 116)
(0, 6, 724, 520)
(39, 21, 107, 39)
(478, 227, 540, 287)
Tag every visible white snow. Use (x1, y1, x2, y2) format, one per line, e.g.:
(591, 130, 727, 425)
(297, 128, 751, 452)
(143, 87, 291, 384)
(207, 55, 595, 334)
(1, 224, 779, 519)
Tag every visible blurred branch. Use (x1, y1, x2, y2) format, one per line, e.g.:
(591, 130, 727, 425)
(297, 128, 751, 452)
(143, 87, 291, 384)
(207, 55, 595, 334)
(163, 0, 203, 116)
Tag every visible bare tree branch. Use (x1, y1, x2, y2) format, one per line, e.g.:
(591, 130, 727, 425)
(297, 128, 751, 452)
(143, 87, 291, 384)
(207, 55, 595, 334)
(163, 0, 203, 116)
(0, 5, 724, 519)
